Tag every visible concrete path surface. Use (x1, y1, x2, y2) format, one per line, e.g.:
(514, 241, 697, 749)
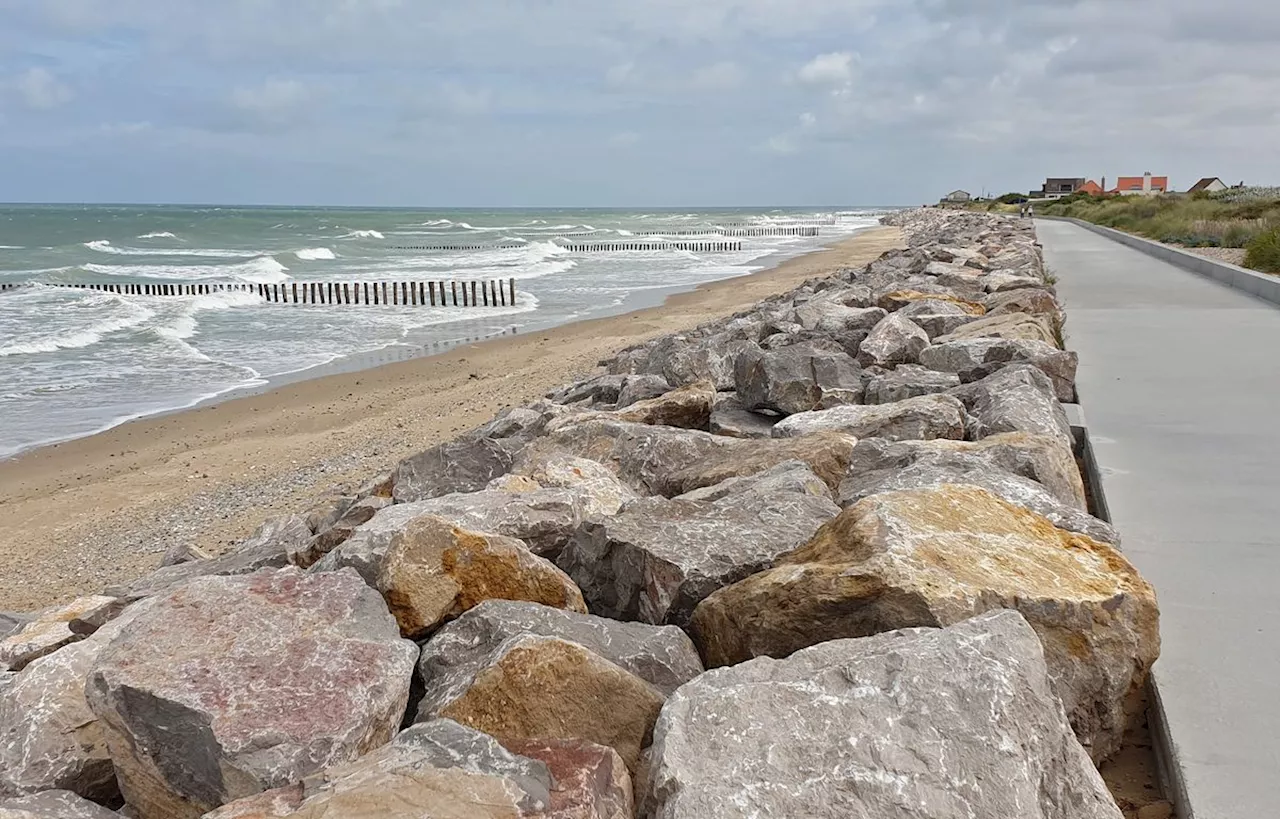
(1037, 219, 1280, 819)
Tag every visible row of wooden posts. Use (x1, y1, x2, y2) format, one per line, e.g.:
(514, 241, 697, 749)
(562, 241, 742, 252)
(0, 279, 518, 307)
(388, 240, 744, 252)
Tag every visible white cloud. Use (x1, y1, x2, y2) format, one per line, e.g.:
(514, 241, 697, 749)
(691, 61, 744, 91)
(609, 131, 641, 147)
(15, 68, 74, 109)
(606, 62, 638, 88)
(765, 134, 797, 154)
(798, 51, 855, 85)
(799, 111, 817, 128)
(230, 78, 310, 115)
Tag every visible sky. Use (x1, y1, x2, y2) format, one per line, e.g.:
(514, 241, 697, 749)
(0, 0, 1276, 207)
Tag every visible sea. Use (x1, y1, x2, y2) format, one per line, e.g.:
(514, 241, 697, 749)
(0, 205, 887, 459)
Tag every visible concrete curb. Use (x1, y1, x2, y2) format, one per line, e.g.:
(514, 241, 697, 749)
(1039, 215, 1280, 307)
(1064, 400, 1191, 819)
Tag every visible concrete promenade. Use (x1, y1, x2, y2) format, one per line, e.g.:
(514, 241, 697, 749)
(1037, 219, 1280, 818)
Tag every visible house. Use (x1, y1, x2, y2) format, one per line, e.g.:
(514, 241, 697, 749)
(1110, 172, 1169, 196)
(942, 190, 971, 203)
(1077, 180, 1105, 195)
(1039, 177, 1086, 198)
(1188, 177, 1228, 193)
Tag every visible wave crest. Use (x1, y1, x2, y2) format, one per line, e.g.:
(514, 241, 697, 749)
(137, 231, 177, 239)
(342, 230, 385, 239)
(295, 247, 336, 261)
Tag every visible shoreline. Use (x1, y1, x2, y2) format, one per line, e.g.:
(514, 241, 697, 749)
(0, 226, 904, 611)
(0, 234, 853, 462)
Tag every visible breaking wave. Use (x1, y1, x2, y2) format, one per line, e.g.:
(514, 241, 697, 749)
(295, 247, 336, 261)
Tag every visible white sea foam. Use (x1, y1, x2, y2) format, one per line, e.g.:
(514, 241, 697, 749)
(137, 231, 177, 239)
(422, 219, 454, 227)
(341, 230, 385, 239)
(0, 245, 23, 250)
(294, 247, 336, 261)
(0, 298, 156, 357)
(82, 255, 290, 282)
(84, 240, 259, 259)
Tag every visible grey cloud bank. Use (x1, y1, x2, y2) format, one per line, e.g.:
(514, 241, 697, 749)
(0, 0, 1272, 206)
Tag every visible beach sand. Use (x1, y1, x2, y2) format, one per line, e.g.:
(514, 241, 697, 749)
(0, 227, 903, 611)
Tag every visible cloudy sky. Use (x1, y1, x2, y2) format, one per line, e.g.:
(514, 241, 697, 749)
(0, 0, 1274, 207)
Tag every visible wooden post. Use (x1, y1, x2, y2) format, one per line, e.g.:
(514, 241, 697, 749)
(364, 282, 370, 304)
(343, 283, 350, 304)
(401, 281, 408, 305)
(509, 278, 516, 305)
(482, 280, 489, 306)
(290, 282, 296, 303)
(382, 282, 388, 305)
(452, 281, 458, 306)
(470, 281, 478, 307)
(419, 282, 425, 306)
(429, 282, 436, 306)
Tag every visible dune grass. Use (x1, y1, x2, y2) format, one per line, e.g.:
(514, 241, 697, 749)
(1038, 190, 1280, 253)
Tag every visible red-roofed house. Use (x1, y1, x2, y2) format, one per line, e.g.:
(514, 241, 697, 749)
(1111, 172, 1169, 196)
(1078, 180, 1105, 195)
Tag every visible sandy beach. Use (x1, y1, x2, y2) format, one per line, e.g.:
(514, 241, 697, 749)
(0, 226, 903, 611)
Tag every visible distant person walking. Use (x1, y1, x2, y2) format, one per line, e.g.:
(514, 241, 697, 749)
(1028, 204, 1035, 219)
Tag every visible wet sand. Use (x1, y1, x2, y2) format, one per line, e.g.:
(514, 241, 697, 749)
(0, 226, 904, 611)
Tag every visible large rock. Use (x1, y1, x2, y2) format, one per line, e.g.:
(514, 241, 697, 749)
(936, 310, 1059, 346)
(772, 393, 966, 442)
(519, 418, 854, 497)
(0, 625, 126, 802)
(950, 363, 1074, 445)
(104, 515, 313, 601)
(502, 739, 633, 819)
(606, 380, 714, 430)
(733, 343, 863, 415)
(416, 601, 703, 701)
(614, 334, 749, 390)
(317, 514, 585, 639)
(845, 430, 1087, 510)
(296, 496, 393, 568)
(0, 597, 119, 672)
(664, 431, 859, 495)
(548, 373, 629, 406)
(205, 719, 553, 819)
(0, 791, 122, 819)
(985, 286, 1062, 317)
(333, 486, 585, 563)
(517, 419, 726, 497)
(863, 365, 960, 405)
(920, 337, 1078, 401)
(615, 374, 673, 409)
(690, 485, 1158, 762)
(506, 454, 638, 519)
(560, 463, 839, 626)
(0, 615, 27, 643)
(856, 314, 929, 367)
(649, 610, 1124, 819)
(895, 298, 977, 339)
(708, 394, 776, 439)
(876, 289, 986, 315)
(792, 301, 886, 352)
(417, 637, 662, 772)
(836, 452, 1118, 544)
(85, 567, 417, 819)
(394, 435, 523, 504)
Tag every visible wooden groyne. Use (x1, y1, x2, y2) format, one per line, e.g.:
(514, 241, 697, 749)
(389, 244, 527, 251)
(561, 241, 741, 252)
(0, 279, 518, 307)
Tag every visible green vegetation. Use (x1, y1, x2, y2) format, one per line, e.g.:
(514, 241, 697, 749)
(1244, 228, 1280, 274)
(1038, 190, 1280, 256)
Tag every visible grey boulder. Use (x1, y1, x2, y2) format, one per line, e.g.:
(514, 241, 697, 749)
(0, 791, 123, 819)
(772, 393, 966, 442)
(644, 610, 1124, 819)
(856, 313, 929, 367)
(733, 342, 864, 415)
(558, 463, 839, 626)
(920, 337, 1078, 401)
(863, 364, 960, 405)
(708, 394, 777, 439)
(85, 567, 417, 819)
(950, 363, 1074, 445)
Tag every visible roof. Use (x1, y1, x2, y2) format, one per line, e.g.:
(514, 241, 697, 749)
(1078, 180, 1104, 195)
(1188, 177, 1223, 192)
(1111, 176, 1169, 192)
